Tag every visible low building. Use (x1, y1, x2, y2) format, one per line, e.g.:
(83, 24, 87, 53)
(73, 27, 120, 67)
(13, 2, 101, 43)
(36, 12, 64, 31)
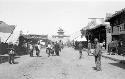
(105, 8, 125, 55)
(85, 19, 112, 50)
(19, 34, 48, 46)
(86, 24, 106, 48)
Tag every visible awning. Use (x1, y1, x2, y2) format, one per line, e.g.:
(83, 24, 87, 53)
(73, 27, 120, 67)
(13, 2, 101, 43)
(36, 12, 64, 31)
(74, 36, 87, 41)
(0, 21, 15, 33)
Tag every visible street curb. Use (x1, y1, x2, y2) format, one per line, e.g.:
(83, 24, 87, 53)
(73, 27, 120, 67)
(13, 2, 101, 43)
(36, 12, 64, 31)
(102, 54, 125, 64)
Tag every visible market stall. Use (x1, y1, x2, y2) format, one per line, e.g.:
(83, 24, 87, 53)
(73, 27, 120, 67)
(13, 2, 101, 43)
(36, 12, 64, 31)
(74, 36, 87, 49)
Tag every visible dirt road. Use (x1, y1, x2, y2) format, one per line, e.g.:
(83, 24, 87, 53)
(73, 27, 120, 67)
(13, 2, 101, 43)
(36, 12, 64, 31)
(0, 47, 125, 79)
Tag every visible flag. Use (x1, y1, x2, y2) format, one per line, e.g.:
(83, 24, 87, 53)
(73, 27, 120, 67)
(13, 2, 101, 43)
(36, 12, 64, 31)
(0, 21, 15, 33)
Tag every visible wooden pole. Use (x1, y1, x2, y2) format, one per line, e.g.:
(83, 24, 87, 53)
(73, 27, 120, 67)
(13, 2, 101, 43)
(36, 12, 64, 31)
(5, 32, 13, 43)
(5, 26, 15, 43)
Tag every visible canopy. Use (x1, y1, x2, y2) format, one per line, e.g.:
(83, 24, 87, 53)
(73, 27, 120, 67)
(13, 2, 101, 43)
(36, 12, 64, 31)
(74, 36, 87, 41)
(0, 21, 15, 33)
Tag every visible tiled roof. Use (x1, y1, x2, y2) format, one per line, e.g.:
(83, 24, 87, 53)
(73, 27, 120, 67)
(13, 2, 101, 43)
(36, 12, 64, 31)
(86, 24, 106, 31)
(105, 8, 125, 22)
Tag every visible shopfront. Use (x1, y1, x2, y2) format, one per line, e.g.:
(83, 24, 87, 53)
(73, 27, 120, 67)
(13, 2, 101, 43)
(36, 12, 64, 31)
(86, 24, 106, 43)
(105, 8, 125, 55)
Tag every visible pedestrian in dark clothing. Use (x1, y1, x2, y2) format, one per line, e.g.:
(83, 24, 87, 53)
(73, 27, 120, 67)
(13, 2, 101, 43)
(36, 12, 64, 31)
(79, 42, 83, 59)
(8, 43, 15, 64)
(35, 44, 40, 57)
(87, 40, 91, 56)
(54, 42, 60, 56)
(29, 44, 33, 57)
(93, 38, 102, 71)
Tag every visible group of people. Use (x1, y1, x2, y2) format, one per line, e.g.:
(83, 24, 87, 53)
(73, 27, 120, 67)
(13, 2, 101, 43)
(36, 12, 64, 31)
(7, 40, 64, 64)
(78, 38, 102, 71)
(7, 38, 102, 72)
(28, 43, 41, 57)
(7, 42, 41, 64)
(46, 41, 63, 57)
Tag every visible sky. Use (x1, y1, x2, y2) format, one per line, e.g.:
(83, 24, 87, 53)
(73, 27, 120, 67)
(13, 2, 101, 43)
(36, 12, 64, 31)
(0, 0, 125, 42)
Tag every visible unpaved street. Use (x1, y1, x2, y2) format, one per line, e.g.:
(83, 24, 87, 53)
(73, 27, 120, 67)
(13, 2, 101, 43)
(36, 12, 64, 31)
(0, 47, 125, 79)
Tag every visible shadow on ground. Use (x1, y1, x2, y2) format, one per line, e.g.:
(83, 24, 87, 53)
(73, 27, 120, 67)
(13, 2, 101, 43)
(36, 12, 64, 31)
(92, 67, 97, 70)
(13, 61, 19, 64)
(109, 62, 125, 69)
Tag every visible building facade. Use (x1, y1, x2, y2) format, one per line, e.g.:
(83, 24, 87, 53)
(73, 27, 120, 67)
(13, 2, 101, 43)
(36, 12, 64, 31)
(20, 34, 48, 45)
(105, 8, 125, 55)
(85, 20, 112, 50)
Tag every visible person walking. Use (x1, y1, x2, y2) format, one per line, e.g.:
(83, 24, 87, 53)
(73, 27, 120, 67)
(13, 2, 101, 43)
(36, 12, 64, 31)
(58, 40, 62, 52)
(54, 42, 60, 56)
(46, 43, 51, 57)
(8, 43, 15, 64)
(78, 42, 83, 59)
(93, 38, 102, 71)
(88, 40, 91, 56)
(29, 43, 33, 57)
(38, 43, 41, 56)
(51, 42, 55, 56)
(35, 43, 40, 57)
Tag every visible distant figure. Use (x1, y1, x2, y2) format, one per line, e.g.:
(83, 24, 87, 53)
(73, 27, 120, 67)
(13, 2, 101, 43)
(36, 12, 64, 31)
(58, 40, 63, 52)
(29, 43, 33, 57)
(50, 42, 55, 56)
(87, 40, 91, 56)
(35, 43, 40, 57)
(54, 42, 60, 56)
(78, 42, 83, 59)
(8, 43, 15, 64)
(46, 43, 51, 57)
(46, 42, 54, 57)
(93, 38, 102, 71)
